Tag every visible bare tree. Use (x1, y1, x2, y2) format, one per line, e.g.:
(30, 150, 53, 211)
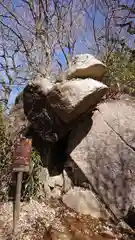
(1, 0, 134, 107)
(82, 0, 135, 61)
(0, 0, 92, 107)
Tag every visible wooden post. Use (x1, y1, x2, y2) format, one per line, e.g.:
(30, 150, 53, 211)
(13, 172, 23, 235)
(12, 137, 32, 236)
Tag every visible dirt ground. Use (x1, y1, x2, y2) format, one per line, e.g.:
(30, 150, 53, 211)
(0, 199, 135, 240)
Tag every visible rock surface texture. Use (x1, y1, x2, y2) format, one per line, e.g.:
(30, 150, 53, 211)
(10, 93, 135, 224)
(62, 187, 108, 218)
(10, 52, 135, 226)
(7, 54, 135, 234)
(47, 79, 108, 123)
(23, 83, 67, 143)
(66, 54, 106, 80)
(67, 95, 135, 219)
(23, 54, 107, 142)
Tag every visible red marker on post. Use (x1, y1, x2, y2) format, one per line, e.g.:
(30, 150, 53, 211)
(12, 136, 32, 235)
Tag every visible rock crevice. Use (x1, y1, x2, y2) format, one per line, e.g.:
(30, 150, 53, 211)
(98, 109, 135, 152)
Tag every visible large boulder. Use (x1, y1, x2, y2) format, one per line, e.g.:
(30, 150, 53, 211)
(23, 78, 107, 139)
(47, 79, 108, 123)
(67, 95, 135, 219)
(65, 54, 106, 80)
(23, 82, 67, 143)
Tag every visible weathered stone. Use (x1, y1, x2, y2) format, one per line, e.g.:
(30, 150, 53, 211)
(47, 79, 108, 123)
(67, 95, 135, 219)
(62, 187, 107, 218)
(65, 54, 106, 80)
(48, 175, 63, 188)
(117, 220, 134, 233)
(100, 230, 115, 239)
(37, 167, 52, 200)
(62, 170, 73, 193)
(23, 83, 67, 143)
(51, 186, 62, 199)
(20, 75, 54, 138)
(29, 74, 54, 95)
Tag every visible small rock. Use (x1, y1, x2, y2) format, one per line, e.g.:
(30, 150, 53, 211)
(62, 170, 72, 193)
(44, 228, 71, 240)
(37, 167, 52, 200)
(117, 220, 134, 233)
(48, 175, 63, 188)
(100, 230, 115, 239)
(51, 187, 62, 199)
(62, 187, 104, 218)
(21, 236, 31, 240)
